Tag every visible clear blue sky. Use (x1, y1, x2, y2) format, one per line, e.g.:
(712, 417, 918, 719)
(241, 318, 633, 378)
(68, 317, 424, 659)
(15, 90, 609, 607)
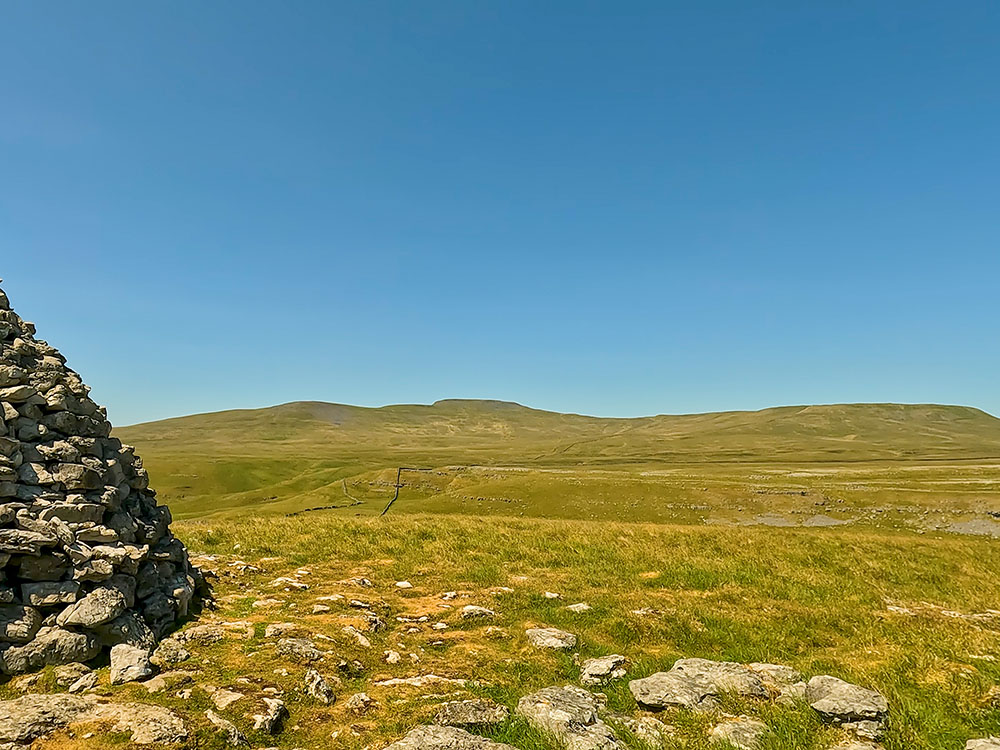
(2, 2, 998, 426)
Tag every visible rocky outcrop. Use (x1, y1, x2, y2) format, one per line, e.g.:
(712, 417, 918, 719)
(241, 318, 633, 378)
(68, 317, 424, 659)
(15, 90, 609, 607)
(0, 693, 186, 748)
(629, 658, 769, 711)
(525, 627, 577, 650)
(0, 280, 205, 674)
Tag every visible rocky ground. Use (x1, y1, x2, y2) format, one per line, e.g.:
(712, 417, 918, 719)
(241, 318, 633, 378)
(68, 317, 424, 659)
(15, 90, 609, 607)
(1, 514, 999, 750)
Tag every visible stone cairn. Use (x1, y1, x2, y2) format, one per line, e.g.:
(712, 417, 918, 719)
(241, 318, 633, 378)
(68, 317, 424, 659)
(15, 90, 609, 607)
(0, 279, 205, 675)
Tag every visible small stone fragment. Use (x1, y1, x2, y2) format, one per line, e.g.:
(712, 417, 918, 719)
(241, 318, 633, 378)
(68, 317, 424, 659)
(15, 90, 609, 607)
(345, 691, 376, 715)
(581, 654, 627, 685)
(525, 627, 577, 650)
(304, 669, 338, 704)
(276, 637, 323, 662)
(252, 697, 288, 733)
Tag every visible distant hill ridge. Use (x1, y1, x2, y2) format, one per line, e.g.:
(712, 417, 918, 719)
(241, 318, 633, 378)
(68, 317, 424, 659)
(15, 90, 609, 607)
(119, 400, 1000, 464)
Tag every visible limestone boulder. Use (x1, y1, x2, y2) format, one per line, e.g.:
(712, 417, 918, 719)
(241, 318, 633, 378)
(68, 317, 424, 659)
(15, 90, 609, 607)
(516, 685, 623, 750)
(629, 658, 768, 711)
(806, 675, 888, 725)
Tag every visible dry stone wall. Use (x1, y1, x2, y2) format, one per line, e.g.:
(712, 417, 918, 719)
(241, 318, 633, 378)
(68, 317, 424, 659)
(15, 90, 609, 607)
(0, 279, 204, 674)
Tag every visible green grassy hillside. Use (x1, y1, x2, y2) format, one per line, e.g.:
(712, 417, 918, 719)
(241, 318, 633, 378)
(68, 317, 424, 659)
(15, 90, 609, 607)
(114, 401, 1000, 520)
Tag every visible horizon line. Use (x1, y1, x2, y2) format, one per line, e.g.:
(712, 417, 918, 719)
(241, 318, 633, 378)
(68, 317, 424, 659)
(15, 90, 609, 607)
(117, 397, 1000, 429)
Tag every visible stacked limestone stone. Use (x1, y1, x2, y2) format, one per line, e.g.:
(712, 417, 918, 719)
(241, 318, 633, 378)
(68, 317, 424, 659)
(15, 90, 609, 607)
(0, 279, 204, 675)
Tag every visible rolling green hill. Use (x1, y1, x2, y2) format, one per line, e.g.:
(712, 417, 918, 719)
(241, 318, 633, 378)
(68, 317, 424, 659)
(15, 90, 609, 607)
(114, 400, 1000, 519)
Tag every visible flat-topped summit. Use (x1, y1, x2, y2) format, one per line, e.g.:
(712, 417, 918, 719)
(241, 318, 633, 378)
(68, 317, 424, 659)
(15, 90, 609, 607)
(0, 280, 204, 675)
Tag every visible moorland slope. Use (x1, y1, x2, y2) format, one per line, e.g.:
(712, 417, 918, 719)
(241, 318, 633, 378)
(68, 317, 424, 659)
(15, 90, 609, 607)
(115, 401, 1000, 519)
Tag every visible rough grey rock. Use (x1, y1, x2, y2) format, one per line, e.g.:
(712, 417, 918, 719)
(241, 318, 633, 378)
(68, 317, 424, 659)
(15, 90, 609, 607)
(252, 697, 288, 734)
(56, 586, 127, 628)
(0, 693, 186, 747)
(525, 627, 577, 650)
(581, 654, 627, 685)
(385, 725, 519, 750)
(210, 688, 245, 710)
(806, 675, 888, 726)
(21, 581, 80, 607)
(747, 663, 802, 689)
(206, 709, 249, 746)
(843, 720, 886, 741)
(68, 671, 99, 693)
(346, 691, 376, 715)
(150, 636, 190, 667)
(434, 698, 510, 727)
(304, 668, 337, 704)
(461, 605, 497, 619)
(277, 636, 323, 662)
(109, 643, 154, 684)
(516, 685, 623, 750)
(709, 716, 769, 750)
(0, 626, 100, 674)
(0, 605, 41, 643)
(90, 702, 188, 745)
(629, 658, 768, 711)
(966, 740, 1000, 750)
(53, 661, 92, 687)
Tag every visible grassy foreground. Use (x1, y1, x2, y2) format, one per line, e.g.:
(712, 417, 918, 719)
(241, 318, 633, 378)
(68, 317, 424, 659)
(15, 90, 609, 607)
(21, 514, 999, 749)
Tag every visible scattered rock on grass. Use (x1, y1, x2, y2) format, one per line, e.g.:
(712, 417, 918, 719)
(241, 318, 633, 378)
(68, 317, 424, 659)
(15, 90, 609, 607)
(0, 694, 187, 747)
(68, 671, 99, 693)
(252, 697, 288, 734)
(150, 637, 190, 668)
(526, 627, 577, 650)
(276, 637, 323, 662)
(434, 698, 510, 727)
(345, 691, 376, 715)
(461, 605, 497, 619)
(343, 625, 372, 648)
(806, 675, 888, 735)
(210, 688, 245, 710)
(53, 662, 92, 687)
(581, 654, 627, 685)
(607, 715, 676, 746)
(304, 669, 338, 704)
(264, 622, 298, 639)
